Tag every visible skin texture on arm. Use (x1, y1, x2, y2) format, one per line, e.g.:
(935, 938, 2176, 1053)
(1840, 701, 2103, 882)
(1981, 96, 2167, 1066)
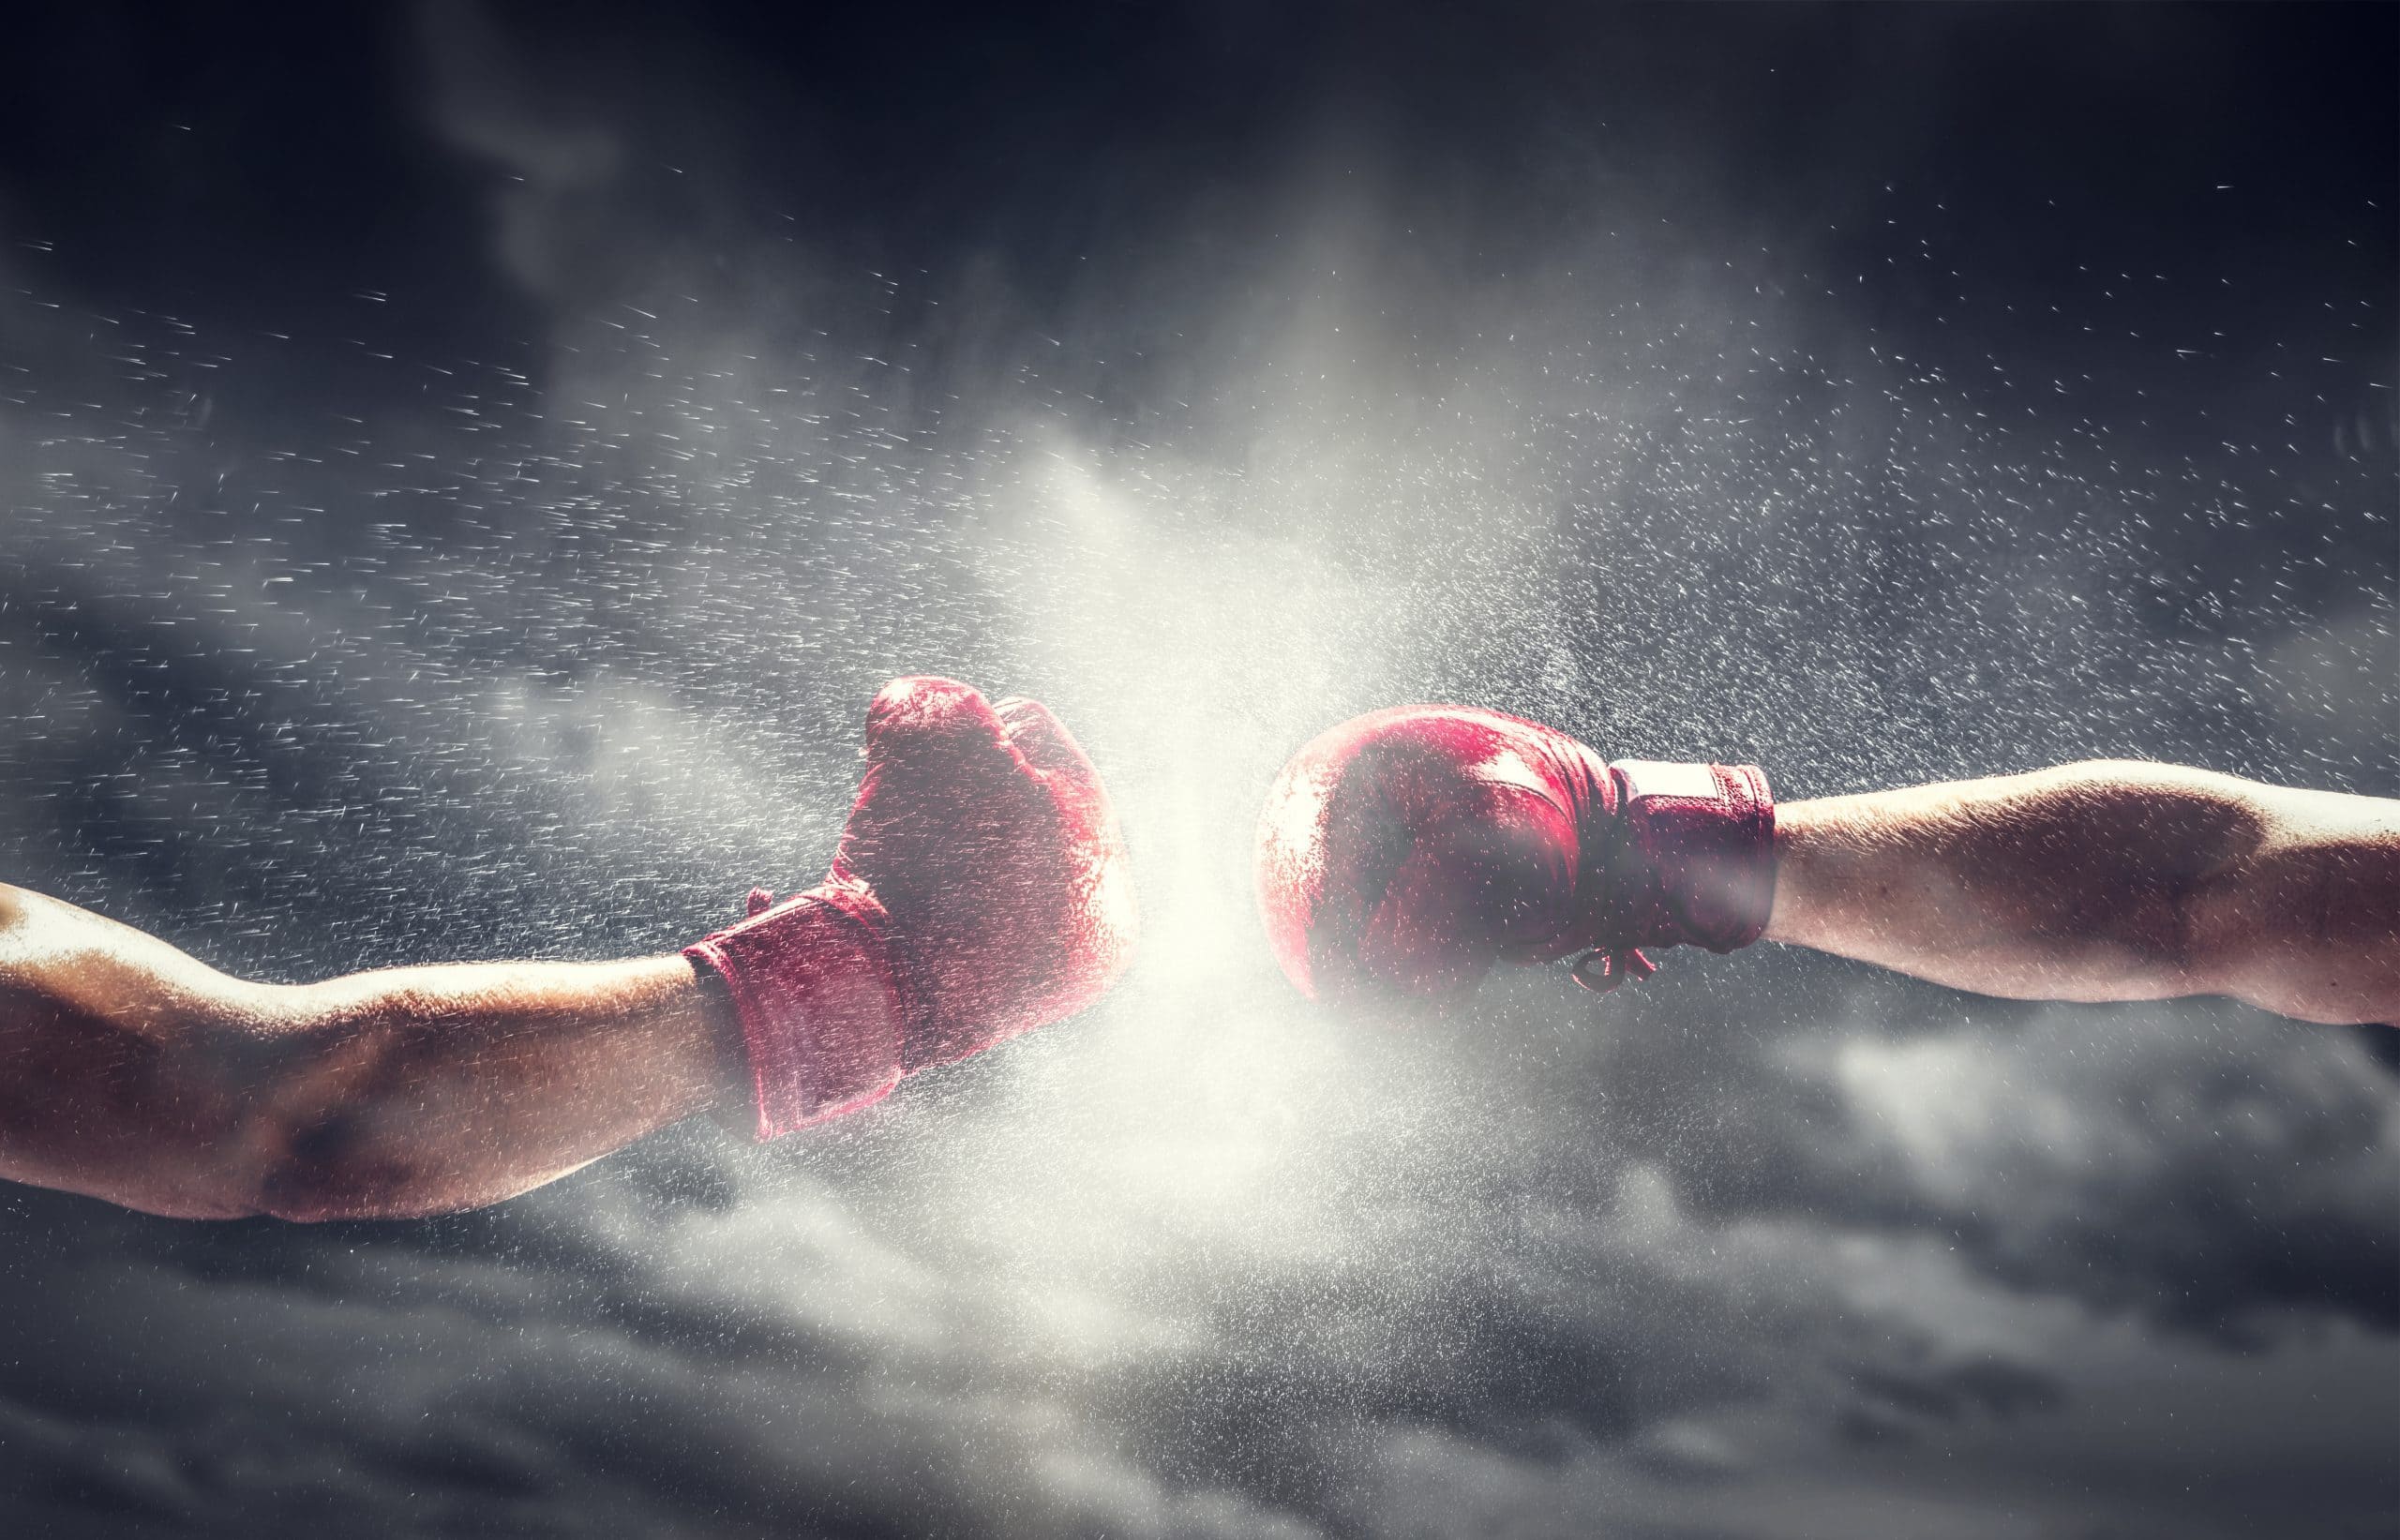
(0, 883, 745, 1221)
(1764, 760, 2400, 1024)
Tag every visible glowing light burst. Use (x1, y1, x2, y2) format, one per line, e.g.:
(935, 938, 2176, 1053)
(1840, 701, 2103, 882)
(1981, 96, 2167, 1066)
(1, 69, 2392, 1522)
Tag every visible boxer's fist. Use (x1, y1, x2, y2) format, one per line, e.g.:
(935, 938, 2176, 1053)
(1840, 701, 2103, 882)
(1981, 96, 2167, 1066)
(689, 678, 1136, 1138)
(1253, 707, 1773, 1009)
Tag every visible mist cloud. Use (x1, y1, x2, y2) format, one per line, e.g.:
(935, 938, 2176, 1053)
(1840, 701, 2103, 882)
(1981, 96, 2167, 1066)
(1, 4, 2392, 1537)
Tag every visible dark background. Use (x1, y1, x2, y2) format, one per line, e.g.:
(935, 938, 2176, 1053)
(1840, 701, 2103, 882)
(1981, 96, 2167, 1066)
(0, 4, 2392, 1537)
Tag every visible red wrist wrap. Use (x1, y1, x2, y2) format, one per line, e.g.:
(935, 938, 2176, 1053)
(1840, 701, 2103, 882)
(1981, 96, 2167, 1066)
(684, 886, 909, 1140)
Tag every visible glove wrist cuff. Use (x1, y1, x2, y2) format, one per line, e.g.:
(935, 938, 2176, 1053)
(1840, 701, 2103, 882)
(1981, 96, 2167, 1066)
(684, 887, 908, 1141)
(1607, 759, 1777, 954)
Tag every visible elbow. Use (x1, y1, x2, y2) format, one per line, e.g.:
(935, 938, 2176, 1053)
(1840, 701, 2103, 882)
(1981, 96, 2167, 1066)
(247, 1097, 538, 1221)
(250, 1108, 439, 1222)
(52, 1015, 395, 1222)
(49, 1104, 409, 1224)
(139, 1012, 405, 1222)
(224, 994, 476, 1222)
(222, 1067, 463, 1220)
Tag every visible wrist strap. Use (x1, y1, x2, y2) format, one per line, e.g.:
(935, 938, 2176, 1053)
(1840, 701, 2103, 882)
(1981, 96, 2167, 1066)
(683, 885, 907, 1140)
(1611, 759, 1777, 954)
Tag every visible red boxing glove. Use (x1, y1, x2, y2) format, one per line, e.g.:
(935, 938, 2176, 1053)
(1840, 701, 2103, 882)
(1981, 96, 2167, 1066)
(688, 677, 1137, 1138)
(1253, 706, 1773, 1008)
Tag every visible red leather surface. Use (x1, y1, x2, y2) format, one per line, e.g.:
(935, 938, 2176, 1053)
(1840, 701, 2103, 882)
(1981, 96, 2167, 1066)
(1255, 705, 1772, 1007)
(690, 677, 1138, 1137)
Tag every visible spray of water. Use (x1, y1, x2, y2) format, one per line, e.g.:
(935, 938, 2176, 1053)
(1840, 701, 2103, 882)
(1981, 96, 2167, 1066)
(0, 7, 2392, 1535)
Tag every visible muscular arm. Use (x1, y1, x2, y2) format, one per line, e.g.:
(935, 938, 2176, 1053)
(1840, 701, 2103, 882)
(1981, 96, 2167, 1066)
(1764, 760, 2400, 1024)
(0, 884, 746, 1221)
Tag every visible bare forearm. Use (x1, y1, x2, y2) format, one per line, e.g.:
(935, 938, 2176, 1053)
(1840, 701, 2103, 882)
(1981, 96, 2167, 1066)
(1762, 766, 2235, 1001)
(253, 956, 739, 1219)
(0, 885, 743, 1220)
(1763, 761, 2400, 1023)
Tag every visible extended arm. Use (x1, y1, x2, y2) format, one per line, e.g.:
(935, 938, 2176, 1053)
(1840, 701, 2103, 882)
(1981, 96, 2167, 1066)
(0, 883, 742, 1221)
(0, 677, 1133, 1223)
(1764, 760, 2400, 1024)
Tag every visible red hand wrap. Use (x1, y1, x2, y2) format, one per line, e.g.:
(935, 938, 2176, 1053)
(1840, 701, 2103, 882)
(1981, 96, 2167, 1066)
(685, 887, 908, 1138)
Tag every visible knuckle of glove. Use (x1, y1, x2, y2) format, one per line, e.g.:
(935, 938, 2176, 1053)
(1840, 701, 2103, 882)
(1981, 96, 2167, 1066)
(853, 690, 1134, 1071)
(1257, 705, 1594, 1008)
(706, 680, 1135, 1139)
